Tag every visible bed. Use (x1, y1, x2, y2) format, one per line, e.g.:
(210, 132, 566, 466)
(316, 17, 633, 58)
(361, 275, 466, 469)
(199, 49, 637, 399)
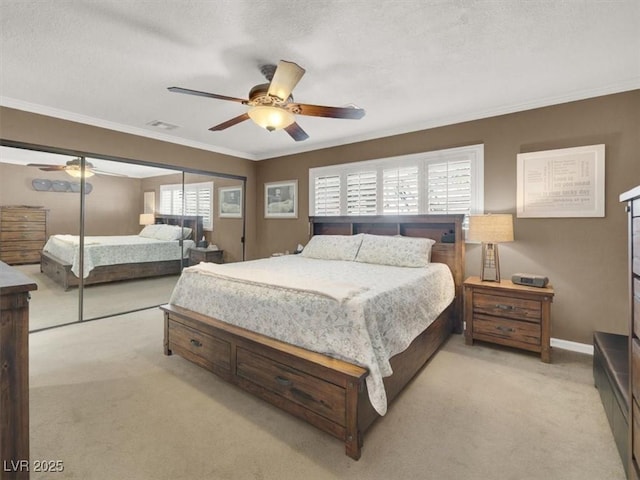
(161, 214, 464, 459)
(40, 214, 202, 290)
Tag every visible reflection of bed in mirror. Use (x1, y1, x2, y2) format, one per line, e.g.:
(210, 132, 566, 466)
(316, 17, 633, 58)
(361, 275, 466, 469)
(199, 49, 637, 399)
(40, 214, 202, 290)
(162, 214, 464, 460)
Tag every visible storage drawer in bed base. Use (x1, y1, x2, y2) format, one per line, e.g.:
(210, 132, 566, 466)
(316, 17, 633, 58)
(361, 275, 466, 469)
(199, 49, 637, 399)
(162, 303, 368, 460)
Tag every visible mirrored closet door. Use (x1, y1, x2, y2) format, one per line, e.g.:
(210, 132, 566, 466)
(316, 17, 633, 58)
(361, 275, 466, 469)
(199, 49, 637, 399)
(0, 146, 81, 330)
(0, 143, 246, 331)
(81, 158, 183, 321)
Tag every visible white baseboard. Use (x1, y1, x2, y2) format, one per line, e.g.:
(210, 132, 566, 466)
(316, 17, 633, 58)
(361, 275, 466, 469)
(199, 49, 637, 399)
(551, 337, 594, 355)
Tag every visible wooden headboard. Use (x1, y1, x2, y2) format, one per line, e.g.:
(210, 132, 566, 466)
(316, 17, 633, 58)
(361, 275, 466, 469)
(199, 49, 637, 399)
(309, 215, 465, 332)
(154, 214, 204, 243)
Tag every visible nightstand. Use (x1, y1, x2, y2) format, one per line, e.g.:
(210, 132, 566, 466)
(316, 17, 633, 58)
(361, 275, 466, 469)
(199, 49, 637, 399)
(463, 276, 554, 363)
(188, 247, 224, 266)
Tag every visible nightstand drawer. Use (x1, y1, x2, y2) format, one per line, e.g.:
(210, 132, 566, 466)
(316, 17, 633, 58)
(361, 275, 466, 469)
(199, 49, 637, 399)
(473, 314, 541, 346)
(473, 292, 541, 323)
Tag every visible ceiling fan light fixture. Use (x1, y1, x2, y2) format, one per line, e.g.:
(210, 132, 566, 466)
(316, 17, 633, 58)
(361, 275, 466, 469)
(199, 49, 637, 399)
(65, 165, 95, 178)
(247, 106, 295, 132)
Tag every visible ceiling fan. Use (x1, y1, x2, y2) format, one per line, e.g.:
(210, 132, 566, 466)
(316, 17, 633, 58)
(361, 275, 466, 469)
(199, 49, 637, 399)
(27, 158, 126, 178)
(168, 60, 366, 141)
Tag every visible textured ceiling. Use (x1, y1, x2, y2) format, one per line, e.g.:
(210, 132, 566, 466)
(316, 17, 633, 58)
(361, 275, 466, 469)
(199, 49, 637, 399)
(1, 1, 639, 161)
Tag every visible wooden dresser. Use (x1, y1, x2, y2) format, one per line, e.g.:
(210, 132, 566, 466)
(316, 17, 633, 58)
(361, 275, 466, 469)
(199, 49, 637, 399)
(621, 185, 640, 479)
(0, 206, 48, 265)
(464, 276, 554, 363)
(0, 261, 36, 479)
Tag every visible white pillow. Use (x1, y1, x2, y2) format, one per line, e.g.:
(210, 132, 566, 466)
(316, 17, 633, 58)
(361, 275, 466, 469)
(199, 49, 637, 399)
(301, 234, 363, 261)
(180, 227, 193, 240)
(139, 224, 161, 238)
(355, 234, 435, 267)
(153, 224, 184, 241)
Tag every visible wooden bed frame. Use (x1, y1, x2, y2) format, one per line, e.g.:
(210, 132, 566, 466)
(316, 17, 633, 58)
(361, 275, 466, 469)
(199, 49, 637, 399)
(161, 214, 464, 460)
(40, 214, 203, 290)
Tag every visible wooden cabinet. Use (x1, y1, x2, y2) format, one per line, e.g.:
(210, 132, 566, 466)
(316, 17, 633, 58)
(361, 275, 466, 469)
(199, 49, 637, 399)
(463, 276, 554, 362)
(188, 247, 223, 266)
(621, 185, 640, 479)
(0, 261, 37, 479)
(0, 206, 48, 265)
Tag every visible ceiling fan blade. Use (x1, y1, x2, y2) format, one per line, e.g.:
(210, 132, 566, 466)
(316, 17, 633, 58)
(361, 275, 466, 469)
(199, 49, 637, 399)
(27, 163, 65, 169)
(290, 103, 366, 119)
(284, 122, 309, 142)
(209, 113, 250, 131)
(168, 87, 247, 104)
(267, 60, 305, 101)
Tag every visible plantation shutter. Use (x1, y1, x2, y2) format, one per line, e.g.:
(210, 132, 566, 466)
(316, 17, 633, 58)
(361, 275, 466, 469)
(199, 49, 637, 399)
(309, 144, 482, 217)
(383, 166, 419, 214)
(314, 175, 341, 216)
(347, 171, 377, 215)
(426, 159, 472, 214)
(159, 185, 183, 215)
(158, 182, 213, 230)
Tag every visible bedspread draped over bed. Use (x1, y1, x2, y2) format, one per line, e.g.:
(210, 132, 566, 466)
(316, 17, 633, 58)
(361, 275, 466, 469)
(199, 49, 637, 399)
(43, 235, 194, 278)
(168, 255, 455, 415)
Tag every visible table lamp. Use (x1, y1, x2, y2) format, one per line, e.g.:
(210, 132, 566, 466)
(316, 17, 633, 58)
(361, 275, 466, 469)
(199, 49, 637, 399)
(139, 213, 155, 226)
(468, 213, 514, 282)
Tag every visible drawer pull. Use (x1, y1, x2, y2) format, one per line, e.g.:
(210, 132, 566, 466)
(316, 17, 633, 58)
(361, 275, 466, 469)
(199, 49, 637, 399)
(494, 304, 514, 310)
(275, 375, 292, 387)
(496, 325, 515, 333)
(189, 339, 202, 348)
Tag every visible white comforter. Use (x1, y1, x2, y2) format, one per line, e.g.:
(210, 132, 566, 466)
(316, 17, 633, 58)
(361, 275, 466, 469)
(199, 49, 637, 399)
(43, 234, 194, 278)
(169, 255, 455, 415)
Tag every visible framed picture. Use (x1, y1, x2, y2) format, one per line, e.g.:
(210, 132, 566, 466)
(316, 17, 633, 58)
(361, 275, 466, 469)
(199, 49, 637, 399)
(265, 180, 298, 218)
(517, 144, 605, 218)
(219, 186, 243, 218)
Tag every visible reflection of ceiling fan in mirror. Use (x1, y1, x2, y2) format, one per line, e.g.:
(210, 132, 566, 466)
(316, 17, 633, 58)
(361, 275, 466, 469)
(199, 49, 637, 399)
(27, 158, 126, 178)
(168, 60, 366, 141)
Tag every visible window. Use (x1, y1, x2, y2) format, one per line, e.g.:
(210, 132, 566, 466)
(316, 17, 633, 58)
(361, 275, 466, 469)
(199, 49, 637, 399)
(383, 166, 419, 214)
(309, 144, 484, 221)
(159, 181, 213, 230)
(347, 171, 377, 215)
(314, 175, 341, 216)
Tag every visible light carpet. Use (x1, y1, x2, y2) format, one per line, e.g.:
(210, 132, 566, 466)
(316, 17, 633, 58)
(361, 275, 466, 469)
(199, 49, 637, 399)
(14, 264, 178, 331)
(28, 308, 624, 480)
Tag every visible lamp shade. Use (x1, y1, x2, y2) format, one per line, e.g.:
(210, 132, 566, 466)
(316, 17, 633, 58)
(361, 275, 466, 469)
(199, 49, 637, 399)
(468, 214, 514, 243)
(248, 106, 295, 131)
(139, 213, 155, 226)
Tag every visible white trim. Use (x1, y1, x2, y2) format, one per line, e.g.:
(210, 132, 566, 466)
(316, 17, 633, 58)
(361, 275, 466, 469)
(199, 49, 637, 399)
(551, 337, 594, 356)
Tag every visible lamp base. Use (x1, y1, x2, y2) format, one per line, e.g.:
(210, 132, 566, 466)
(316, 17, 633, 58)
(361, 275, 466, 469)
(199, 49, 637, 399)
(480, 242, 501, 282)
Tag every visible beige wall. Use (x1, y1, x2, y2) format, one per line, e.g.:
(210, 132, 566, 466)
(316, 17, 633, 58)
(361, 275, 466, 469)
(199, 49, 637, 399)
(2, 91, 638, 344)
(255, 90, 640, 345)
(0, 162, 142, 235)
(0, 107, 257, 258)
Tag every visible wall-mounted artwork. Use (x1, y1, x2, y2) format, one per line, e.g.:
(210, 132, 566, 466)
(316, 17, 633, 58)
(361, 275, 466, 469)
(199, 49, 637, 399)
(219, 186, 242, 218)
(516, 144, 605, 218)
(32, 179, 93, 194)
(265, 180, 297, 218)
